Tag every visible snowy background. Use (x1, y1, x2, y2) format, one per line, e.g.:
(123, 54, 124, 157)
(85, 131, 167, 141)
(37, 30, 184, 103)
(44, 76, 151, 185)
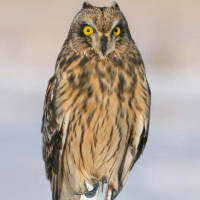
(0, 0, 200, 199)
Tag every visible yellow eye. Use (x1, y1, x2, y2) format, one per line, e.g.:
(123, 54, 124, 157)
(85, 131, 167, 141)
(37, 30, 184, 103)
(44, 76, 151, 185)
(83, 26, 94, 36)
(113, 26, 121, 36)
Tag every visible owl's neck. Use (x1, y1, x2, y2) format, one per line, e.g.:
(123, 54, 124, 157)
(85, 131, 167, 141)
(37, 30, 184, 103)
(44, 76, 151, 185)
(55, 39, 142, 75)
(64, 39, 140, 62)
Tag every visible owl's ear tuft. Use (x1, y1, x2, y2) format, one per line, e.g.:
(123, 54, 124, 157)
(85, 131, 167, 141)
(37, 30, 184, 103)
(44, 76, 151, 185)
(82, 1, 93, 9)
(111, 2, 120, 10)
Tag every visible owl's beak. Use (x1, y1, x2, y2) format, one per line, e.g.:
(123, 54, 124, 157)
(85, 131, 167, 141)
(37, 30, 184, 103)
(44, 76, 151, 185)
(101, 35, 107, 56)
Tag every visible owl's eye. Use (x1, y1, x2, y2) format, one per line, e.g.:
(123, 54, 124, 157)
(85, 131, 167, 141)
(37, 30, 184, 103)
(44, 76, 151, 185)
(113, 26, 121, 36)
(83, 26, 94, 36)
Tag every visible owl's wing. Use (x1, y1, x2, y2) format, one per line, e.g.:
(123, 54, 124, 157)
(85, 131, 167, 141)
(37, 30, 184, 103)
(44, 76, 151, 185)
(133, 82, 151, 163)
(118, 81, 151, 192)
(41, 76, 70, 200)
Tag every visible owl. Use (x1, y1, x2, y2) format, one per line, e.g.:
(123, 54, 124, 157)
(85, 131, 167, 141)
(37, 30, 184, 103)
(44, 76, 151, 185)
(41, 2, 151, 200)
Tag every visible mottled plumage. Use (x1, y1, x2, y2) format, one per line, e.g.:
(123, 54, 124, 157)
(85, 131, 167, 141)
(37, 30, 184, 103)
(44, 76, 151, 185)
(41, 2, 151, 200)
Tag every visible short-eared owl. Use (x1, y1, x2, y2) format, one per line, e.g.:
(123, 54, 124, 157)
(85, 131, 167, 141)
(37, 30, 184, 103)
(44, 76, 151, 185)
(41, 2, 151, 200)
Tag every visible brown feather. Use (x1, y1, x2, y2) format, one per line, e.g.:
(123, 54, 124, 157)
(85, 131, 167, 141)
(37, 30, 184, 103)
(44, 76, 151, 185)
(41, 3, 151, 200)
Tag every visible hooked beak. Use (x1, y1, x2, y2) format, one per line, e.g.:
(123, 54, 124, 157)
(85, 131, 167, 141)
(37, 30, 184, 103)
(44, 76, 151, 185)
(101, 35, 107, 56)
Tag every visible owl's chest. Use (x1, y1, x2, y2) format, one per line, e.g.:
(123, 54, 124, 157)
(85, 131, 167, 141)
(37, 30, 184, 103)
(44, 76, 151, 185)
(56, 60, 137, 117)
(56, 63, 140, 171)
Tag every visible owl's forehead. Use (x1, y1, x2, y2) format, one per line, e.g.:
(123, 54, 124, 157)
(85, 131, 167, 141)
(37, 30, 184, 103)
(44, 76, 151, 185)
(79, 7, 121, 32)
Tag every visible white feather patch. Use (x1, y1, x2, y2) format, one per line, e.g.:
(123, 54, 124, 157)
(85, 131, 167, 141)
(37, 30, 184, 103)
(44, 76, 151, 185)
(80, 181, 111, 200)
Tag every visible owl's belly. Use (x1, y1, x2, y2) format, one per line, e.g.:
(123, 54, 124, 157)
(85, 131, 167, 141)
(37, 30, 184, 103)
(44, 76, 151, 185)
(63, 93, 132, 193)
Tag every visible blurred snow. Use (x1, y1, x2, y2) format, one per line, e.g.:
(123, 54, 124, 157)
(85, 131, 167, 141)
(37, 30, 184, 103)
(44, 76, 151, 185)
(0, 0, 200, 200)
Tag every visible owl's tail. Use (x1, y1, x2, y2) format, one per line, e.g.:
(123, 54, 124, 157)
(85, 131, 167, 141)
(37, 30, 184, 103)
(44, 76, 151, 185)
(80, 178, 116, 200)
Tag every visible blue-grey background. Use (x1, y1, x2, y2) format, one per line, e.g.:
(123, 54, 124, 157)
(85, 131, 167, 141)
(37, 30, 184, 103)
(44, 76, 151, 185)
(0, 0, 199, 199)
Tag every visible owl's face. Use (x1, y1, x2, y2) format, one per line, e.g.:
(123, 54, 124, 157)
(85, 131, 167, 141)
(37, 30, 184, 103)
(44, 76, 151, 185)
(68, 2, 133, 59)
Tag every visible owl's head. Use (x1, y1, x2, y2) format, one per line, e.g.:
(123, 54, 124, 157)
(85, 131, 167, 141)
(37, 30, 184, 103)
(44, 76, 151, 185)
(67, 2, 134, 59)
